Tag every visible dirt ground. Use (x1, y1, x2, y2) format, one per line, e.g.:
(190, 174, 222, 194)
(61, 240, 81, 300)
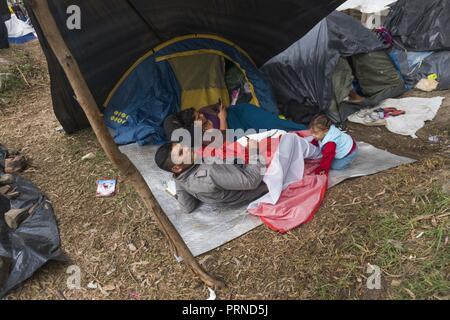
(0, 41, 449, 300)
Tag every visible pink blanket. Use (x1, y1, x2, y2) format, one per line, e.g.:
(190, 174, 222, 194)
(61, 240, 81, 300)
(249, 161, 327, 233)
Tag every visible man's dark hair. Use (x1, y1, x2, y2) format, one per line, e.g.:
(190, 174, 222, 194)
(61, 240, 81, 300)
(155, 142, 175, 172)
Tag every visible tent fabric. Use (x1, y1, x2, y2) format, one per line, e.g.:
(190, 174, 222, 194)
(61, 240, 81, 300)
(168, 54, 230, 109)
(8, 32, 35, 44)
(25, 0, 345, 134)
(104, 60, 180, 146)
(104, 36, 281, 145)
(389, 48, 450, 91)
(261, 11, 388, 123)
(106, 35, 279, 112)
(384, 0, 450, 52)
(226, 104, 306, 132)
(0, 0, 9, 49)
(0, 0, 10, 21)
(384, 0, 450, 91)
(350, 51, 405, 106)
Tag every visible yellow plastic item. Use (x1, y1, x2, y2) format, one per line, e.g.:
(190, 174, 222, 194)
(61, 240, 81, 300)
(427, 73, 438, 80)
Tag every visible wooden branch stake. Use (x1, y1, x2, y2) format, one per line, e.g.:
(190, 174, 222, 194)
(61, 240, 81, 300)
(30, 0, 224, 289)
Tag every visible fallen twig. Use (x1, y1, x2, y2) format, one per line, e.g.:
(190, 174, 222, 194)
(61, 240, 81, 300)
(16, 65, 31, 87)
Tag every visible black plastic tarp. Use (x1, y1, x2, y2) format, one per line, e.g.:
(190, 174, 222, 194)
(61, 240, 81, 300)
(389, 48, 450, 91)
(384, 0, 450, 91)
(384, 0, 450, 52)
(25, 0, 345, 133)
(261, 11, 388, 123)
(0, 148, 63, 298)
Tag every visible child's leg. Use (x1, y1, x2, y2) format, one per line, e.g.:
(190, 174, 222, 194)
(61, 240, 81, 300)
(331, 148, 359, 170)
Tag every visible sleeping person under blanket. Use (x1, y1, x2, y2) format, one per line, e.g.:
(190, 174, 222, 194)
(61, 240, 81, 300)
(163, 100, 306, 142)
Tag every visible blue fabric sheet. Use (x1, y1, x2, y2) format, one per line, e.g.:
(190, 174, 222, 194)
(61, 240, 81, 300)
(8, 33, 35, 44)
(227, 103, 306, 132)
(104, 60, 180, 145)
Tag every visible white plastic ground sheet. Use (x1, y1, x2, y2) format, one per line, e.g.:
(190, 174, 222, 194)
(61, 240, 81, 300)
(119, 142, 415, 257)
(348, 97, 445, 138)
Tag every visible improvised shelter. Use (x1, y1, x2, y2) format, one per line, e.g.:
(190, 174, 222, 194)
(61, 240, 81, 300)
(261, 11, 405, 124)
(26, 0, 345, 287)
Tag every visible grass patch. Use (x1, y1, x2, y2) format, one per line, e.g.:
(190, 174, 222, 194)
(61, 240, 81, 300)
(0, 48, 45, 102)
(342, 180, 449, 299)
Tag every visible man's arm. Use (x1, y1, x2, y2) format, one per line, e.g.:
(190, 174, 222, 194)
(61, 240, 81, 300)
(175, 182, 199, 213)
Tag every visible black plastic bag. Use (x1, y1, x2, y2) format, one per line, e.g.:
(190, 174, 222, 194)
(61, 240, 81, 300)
(384, 0, 450, 52)
(0, 173, 63, 298)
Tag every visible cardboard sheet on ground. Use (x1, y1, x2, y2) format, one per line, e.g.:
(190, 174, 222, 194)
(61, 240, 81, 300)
(119, 142, 414, 257)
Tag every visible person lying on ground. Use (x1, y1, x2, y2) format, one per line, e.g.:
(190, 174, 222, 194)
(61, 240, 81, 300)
(309, 114, 358, 175)
(154, 139, 267, 213)
(163, 100, 307, 141)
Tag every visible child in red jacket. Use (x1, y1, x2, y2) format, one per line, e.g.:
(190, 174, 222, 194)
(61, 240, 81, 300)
(309, 114, 358, 175)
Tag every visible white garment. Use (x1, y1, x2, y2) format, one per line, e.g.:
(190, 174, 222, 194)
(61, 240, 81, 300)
(247, 133, 321, 210)
(236, 129, 286, 147)
(348, 97, 445, 138)
(5, 14, 36, 38)
(337, 0, 397, 13)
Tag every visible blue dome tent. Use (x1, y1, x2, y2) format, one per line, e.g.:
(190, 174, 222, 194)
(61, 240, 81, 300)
(103, 34, 278, 145)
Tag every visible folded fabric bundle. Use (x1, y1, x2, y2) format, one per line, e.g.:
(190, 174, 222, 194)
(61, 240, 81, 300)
(348, 96, 445, 138)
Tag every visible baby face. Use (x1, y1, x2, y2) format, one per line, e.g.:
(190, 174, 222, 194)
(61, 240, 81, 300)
(310, 127, 328, 141)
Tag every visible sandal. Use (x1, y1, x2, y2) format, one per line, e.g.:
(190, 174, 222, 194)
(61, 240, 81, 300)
(383, 107, 405, 117)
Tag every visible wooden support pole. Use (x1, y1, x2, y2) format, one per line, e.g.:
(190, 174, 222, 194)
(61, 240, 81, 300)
(30, 0, 224, 289)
